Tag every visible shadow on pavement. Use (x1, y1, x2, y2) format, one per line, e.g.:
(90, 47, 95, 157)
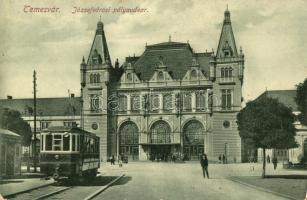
(265, 174, 307, 179)
(0, 180, 24, 185)
(57, 175, 131, 186)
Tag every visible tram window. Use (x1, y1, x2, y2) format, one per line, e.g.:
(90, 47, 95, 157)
(45, 135, 52, 151)
(80, 135, 84, 152)
(72, 135, 76, 151)
(53, 135, 62, 151)
(41, 135, 44, 151)
(77, 135, 80, 151)
(63, 135, 70, 151)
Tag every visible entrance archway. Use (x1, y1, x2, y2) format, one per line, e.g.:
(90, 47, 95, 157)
(119, 121, 139, 160)
(149, 120, 172, 161)
(183, 120, 204, 160)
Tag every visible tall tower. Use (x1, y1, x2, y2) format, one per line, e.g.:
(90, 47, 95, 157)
(81, 20, 112, 160)
(210, 8, 244, 162)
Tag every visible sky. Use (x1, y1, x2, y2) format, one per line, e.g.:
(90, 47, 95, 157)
(0, 0, 306, 103)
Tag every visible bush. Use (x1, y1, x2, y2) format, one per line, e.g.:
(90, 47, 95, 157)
(298, 154, 306, 164)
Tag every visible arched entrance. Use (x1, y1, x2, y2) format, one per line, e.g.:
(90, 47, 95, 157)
(119, 121, 139, 160)
(183, 120, 204, 160)
(149, 120, 172, 161)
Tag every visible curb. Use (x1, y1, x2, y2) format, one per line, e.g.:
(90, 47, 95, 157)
(3, 181, 54, 199)
(228, 177, 300, 200)
(83, 174, 125, 200)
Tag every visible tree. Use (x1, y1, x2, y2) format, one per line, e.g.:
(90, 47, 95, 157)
(0, 107, 32, 146)
(237, 96, 297, 178)
(295, 78, 307, 126)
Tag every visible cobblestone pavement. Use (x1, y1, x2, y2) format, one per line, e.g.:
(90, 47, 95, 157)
(94, 162, 303, 200)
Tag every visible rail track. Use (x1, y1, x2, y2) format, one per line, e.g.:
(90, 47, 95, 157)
(6, 175, 124, 200)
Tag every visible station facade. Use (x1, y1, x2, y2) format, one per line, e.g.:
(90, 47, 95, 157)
(81, 9, 245, 162)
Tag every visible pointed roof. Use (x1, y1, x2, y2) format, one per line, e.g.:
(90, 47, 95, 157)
(87, 21, 111, 65)
(216, 8, 238, 58)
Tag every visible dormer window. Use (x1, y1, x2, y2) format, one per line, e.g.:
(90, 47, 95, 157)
(157, 71, 164, 81)
(190, 70, 197, 80)
(127, 73, 132, 82)
(92, 49, 102, 65)
(222, 41, 233, 57)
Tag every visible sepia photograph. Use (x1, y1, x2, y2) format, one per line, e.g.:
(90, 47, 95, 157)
(0, 0, 307, 199)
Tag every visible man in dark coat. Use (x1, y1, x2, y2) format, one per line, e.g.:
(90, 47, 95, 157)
(272, 157, 278, 170)
(200, 154, 209, 179)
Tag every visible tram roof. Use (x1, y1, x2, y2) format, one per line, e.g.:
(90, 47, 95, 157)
(41, 126, 97, 137)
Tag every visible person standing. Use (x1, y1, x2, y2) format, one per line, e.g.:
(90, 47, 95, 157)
(272, 157, 278, 170)
(267, 155, 271, 163)
(200, 154, 209, 179)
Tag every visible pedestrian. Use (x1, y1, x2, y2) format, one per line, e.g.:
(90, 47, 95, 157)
(218, 154, 222, 164)
(200, 154, 209, 179)
(222, 154, 226, 164)
(111, 155, 115, 165)
(267, 155, 270, 163)
(272, 157, 278, 170)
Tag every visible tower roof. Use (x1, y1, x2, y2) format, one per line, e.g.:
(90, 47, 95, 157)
(216, 8, 238, 58)
(87, 21, 111, 65)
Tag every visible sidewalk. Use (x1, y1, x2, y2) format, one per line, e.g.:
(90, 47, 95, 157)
(0, 178, 54, 197)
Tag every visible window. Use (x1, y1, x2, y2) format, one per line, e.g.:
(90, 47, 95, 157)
(77, 135, 80, 151)
(223, 120, 231, 128)
(72, 135, 76, 151)
(53, 135, 62, 151)
(41, 135, 44, 151)
(118, 95, 127, 111)
(221, 67, 233, 82)
(45, 135, 52, 150)
(40, 121, 50, 130)
(90, 74, 100, 84)
(131, 96, 141, 111)
(196, 91, 205, 110)
(64, 121, 75, 127)
(190, 70, 197, 80)
(63, 135, 70, 151)
(157, 71, 164, 81)
(151, 94, 160, 111)
(90, 95, 101, 111)
(127, 73, 132, 82)
(163, 94, 172, 110)
(150, 121, 171, 144)
(183, 93, 192, 111)
(221, 89, 232, 110)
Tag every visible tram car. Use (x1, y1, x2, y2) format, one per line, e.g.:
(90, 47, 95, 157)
(40, 126, 100, 180)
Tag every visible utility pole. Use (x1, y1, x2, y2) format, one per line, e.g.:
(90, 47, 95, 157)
(33, 70, 37, 172)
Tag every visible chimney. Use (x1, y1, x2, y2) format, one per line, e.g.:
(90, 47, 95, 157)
(70, 93, 75, 98)
(7, 95, 12, 99)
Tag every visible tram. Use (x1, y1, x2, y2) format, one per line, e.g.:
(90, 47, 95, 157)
(40, 126, 100, 181)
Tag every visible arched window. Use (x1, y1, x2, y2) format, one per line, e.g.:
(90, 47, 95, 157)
(163, 94, 172, 111)
(190, 70, 197, 80)
(183, 93, 192, 111)
(119, 121, 139, 160)
(90, 74, 93, 83)
(157, 71, 164, 81)
(304, 139, 307, 157)
(150, 120, 171, 144)
(183, 120, 204, 160)
(96, 73, 100, 83)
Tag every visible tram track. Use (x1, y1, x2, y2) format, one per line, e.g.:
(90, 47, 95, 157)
(6, 174, 125, 200)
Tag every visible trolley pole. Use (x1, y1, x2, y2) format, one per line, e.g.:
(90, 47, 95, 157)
(33, 70, 37, 172)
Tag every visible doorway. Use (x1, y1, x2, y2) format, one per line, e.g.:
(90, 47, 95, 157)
(149, 145, 171, 161)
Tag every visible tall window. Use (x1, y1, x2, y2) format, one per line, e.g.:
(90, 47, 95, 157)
(163, 94, 172, 111)
(221, 67, 233, 81)
(221, 89, 232, 110)
(118, 95, 127, 111)
(183, 93, 192, 111)
(40, 121, 50, 130)
(151, 94, 160, 111)
(90, 95, 101, 111)
(127, 73, 132, 82)
(196, 91, 205, 110)
(90, 74, 101, 83)
(131, 96, 140, 111)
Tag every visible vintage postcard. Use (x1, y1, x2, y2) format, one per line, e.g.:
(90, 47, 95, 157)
(0, 0, 306, 199)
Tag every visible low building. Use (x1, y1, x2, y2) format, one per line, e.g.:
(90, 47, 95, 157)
(254, 90, 307, 164)
(0, 128, 22, 176)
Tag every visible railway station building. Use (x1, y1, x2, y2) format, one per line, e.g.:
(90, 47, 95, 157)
(80, 9, 245, 162)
